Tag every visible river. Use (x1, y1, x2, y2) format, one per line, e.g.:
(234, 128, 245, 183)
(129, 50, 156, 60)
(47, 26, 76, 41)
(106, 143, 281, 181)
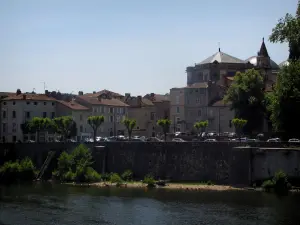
(0, 184, 300, 225)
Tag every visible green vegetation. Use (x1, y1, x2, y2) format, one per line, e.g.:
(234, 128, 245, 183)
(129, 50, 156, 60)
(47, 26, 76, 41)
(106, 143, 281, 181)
(194, 120, 208, 136)
(0, 157, 37, 184)
(157, 119, 171, 141)
(224, 69, 265, 134)
(109, 173, 123, 186)
(87, 116, 105, 142)
(262, 170, 291, 194)
(28, 117, 53, 142)
(143, 174, 156, 188)
(53, 144, 101, 183)
(121, 169, 133, 181)
(53, 116, 77, 141)
(122, 118, 137, 140)
(231, 118, 247, 138)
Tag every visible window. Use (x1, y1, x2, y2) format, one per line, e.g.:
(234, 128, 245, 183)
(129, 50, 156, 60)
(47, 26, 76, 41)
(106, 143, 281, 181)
(80, 114, 83, 121)
(51, 112, 55, 118)
(2, 111, 6, 119)
(116, 116, 120, 122)
(44, 102, 47, 105)
(52, 102, 55, 106)
(43, 112, 47, 118)
(196, 98, 200, 104)
(198, 110, 202, 116)
(3, 102, 6, 105)
(13, 136, 16, 142)
(80, 125, 83, 132)
(110, 108, 113, 113)
(175, 96, 179, 104)
(229, 120, 232, 128)
(150, 112, 155, 120)
(137, 126, 139, 130)
(176, 107, 180, 114)
(110, 116, 113, 122)
(34, 102, 37, 105)
(2, 136, 5, 143)
(176, 117, 180, 124)
(27, 102, 30, 105)
(12, 111, 16, 118)
(26, 111, 30, 119)
(12, 123, 17, 133)
(200, 88, 205, 94)
(13, 101, 16, 105)
(2, 123, 6, 133)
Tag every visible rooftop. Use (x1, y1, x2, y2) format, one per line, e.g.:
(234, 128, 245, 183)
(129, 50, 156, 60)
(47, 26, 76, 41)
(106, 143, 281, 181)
(77, 95, 129, 107)
(57, 100, 89, 111)
(185, 82, 208, 88)
(2, 94, 56, 101)
(84, 89, 123, 98)
(144, 93, 170, 102)
(197, 50, 245, 65)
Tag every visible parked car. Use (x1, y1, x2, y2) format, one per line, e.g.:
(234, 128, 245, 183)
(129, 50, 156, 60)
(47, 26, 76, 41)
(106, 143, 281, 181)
(247, 139, 260, 142)
(204, 139, 217, 142)
(267, 138, 281, 142)
(172, 138, 186, 142)
(288, 138, 300, 143)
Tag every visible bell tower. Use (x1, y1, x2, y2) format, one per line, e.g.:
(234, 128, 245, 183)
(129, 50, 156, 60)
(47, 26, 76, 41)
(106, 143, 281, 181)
(257, 38, 271, 82)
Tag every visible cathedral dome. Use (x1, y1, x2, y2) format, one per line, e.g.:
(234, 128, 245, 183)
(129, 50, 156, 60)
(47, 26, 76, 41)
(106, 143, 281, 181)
(245, 56, 280, 70)
(279, 60, 289, 68)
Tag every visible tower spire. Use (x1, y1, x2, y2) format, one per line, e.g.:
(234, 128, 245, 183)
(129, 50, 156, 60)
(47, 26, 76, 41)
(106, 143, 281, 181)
(258, 37, 269, 57)
(218, 42, 221, 52)
(297, 0, 300, 18)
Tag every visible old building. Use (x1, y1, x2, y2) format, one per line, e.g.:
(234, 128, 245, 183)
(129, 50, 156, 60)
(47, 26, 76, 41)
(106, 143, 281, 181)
(1, 93, 57, 142)
(170, 39, 280, 134)
(56, 100, 92, 141)
(123, 94, 156, 137)
(75, 90, 129, 137)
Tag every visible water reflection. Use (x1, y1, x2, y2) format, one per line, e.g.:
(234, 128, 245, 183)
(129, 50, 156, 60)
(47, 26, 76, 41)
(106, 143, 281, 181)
(0, 184, 300, 225)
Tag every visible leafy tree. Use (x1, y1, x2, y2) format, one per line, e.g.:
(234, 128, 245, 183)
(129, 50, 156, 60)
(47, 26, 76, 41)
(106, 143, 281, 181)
(224, 69, 265, 134)
(194, 120, 208, 136)
(231, 118, 247, 139)
(53, 116, 77, 141)
(122, 117, 136, 140)
(87, 116, 104, 142)
(157, 119, 171, 141)
(267, 61, 300, 138)
(269, 1, 300, 61)
(28, 117, 53, 142)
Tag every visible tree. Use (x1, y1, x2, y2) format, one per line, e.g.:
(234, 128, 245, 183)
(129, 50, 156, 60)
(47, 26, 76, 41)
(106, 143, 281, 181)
(157, 119, 171, 141)
(87, 116, 104, 142)
(28, 117, 53, 142)
(224, 69, 265, 134)
(269, 1, 300, 60)
(53, 116, 77, 141)
(231, 118, 247, 139)
(267, 61, 300, 138)
(194, 120, 208, 137)
(122, 117, 136, 140)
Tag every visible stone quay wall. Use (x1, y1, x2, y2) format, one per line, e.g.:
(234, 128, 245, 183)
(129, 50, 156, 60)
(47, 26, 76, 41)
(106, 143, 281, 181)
(0, 142, 299, 185)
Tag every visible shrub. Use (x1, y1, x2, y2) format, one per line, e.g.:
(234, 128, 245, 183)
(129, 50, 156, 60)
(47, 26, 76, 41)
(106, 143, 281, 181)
(121, 170, 133, 181)
(110, 173, 123, 184)
(84, 167, 101, 182)
(143, 174, 156, 188)
(262, 180, 274, 192)
(262, 170, 291, 194)
(102, 172, 113, 181)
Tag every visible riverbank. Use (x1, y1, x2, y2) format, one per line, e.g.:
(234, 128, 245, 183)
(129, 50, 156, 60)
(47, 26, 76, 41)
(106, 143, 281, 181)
(64, 181, 244, 191)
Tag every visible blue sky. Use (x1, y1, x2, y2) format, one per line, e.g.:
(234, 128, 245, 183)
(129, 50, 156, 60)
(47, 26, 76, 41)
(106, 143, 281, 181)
(0, 0, 297, 95)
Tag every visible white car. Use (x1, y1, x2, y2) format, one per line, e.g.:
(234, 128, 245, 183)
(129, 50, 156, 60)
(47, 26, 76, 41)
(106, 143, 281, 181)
(172, 138, 186, 142)
(288, 138, 300, 143)
(267, 138, 281, 142)
(204, 139, 217, 142)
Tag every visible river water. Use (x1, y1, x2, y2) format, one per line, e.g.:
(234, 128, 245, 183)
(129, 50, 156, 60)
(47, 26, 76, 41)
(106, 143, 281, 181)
(0, 184, 300, 225)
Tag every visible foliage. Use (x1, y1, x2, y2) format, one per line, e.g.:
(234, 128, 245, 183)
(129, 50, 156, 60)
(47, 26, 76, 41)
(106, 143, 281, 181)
(87, 116, 104, 142)
(267, 61, 300, 138)
(109, 173, 123, 184)
(122, 118, 136, 140)
(143, 174, 156, 188)
(262, 170, 291, 194)
(20, 121, 31, 134)
(102, 172, 113, 181)
(53, 116, 77, 140)
(28, 117, 54, 142)
(269, 2, 300, 61)
(157, 119, 171, 141)
(0, 157, 36, 183)
(224, 69, 265, 134)
(194, 120, 209, 133)
(121, 169, 133, 181)
(55, 144, 101, 183)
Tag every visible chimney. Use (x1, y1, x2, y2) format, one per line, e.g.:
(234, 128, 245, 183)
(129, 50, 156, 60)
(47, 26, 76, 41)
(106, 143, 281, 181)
(45, 90, 49, 95)
(125, 93, 130, 98)
(93, 91, 96, 94)
(78, 91, 83, 96)
(22, 94, 26, 100)
(97, 96, 101, 102)
(150, 93, 154, 97)
(137, 95, 142, 107)
(16, 89, 22, 95)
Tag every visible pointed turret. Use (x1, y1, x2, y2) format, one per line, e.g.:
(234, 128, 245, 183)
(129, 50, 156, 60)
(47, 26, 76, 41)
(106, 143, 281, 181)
(258, 37, 269, 58)
(296, 0, 300, 18)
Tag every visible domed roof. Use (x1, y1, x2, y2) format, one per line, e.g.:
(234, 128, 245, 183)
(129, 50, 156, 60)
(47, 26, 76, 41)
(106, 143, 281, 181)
(279, 60, 289, 68)
(245, 56, 280, 70)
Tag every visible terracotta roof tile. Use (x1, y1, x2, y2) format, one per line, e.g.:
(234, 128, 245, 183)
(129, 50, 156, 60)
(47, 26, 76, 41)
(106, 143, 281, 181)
(2, 94, 56, 101)
(58, 100, 89, 111)
(77, 95, 129, 107)
(144, 93, 170, 102)
(84, 89, 123, 98)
